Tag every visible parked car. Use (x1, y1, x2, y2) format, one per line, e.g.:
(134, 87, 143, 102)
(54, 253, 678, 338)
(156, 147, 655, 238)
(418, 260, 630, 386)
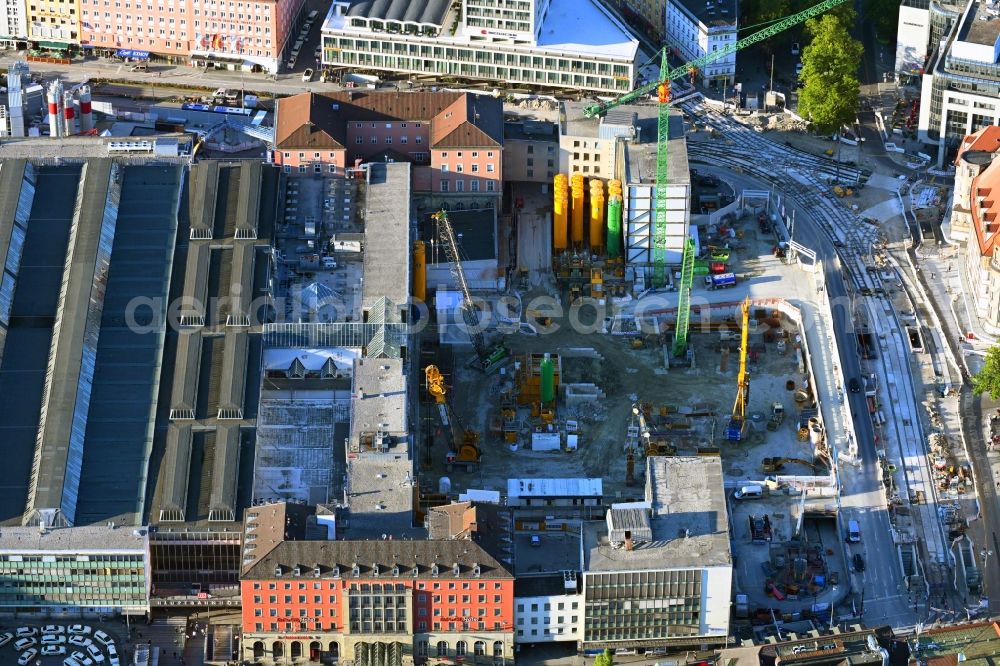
(43, 625, 66, 635)
(93, 630, 113, 646)
(64, 658, 83, 666)
(42, 634, 67, 644)
(69, 625, 92, 636)
(18, 648, 38, 665)
(16, 627, 37, 638)
(853, 553, 865, 572)
(302, 68, 314, 82)
(106, 643, 117, 657)
(848, 377, 860, 393)
(72, 651, 95, 666)
(14, 637, 37, 651)
(43, 645, 68, 656)
(0, 632, 13, 648)
(69, 635, 92, 648)
(791, 42, 800, 55)
(86, 643, 106, 663)
(109, 658, 120, 666)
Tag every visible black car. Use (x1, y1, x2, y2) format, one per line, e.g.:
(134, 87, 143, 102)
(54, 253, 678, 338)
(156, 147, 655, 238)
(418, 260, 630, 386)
(853, 553, 865, 572)
(849, 378, 861, 393)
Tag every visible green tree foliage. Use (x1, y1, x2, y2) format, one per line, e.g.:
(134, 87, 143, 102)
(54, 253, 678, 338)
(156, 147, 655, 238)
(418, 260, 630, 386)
(797, 13, 864, 134)
(595, 649, 615, 666)
(865, 0, 900, 41)
(973, 346, 1000, 399)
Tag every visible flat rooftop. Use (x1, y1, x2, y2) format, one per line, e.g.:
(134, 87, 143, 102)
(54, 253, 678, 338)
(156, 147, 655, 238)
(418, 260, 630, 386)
(626, 111, 689, 185)
(585, 457, 731, 572)
(349, 357, 408, 448)
(537, 0, 639, 60)
(0, 525, 148, 553)
(508, 478, 602, 499)
(513, 532, 583, 575)
(672, 0, 738, 28)
(361, 163, 411, 312)
(0, 135, 192, 160)
(957, 0, 1000, 49)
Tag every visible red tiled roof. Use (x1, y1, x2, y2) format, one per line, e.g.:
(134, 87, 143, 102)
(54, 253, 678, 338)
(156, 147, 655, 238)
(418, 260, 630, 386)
(969, 158, 1000, 257)
(274, 91, 503, 150)
(956, 125, 1000, 165)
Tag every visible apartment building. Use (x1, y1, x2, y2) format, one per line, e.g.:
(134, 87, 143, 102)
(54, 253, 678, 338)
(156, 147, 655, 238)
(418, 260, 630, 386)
(1, 0, 28, 44)
(950, 126, 1000, 334)
(272, 91, 503, 203)
(581, 457, 732, 650)
(666, 0, 737, 87)
(894, 0, 965, 79)
(76, 0, 305, 71)
(913, 0, 1000, 165)
(319, 0, 640, 95)
(239, 503, 516, 665)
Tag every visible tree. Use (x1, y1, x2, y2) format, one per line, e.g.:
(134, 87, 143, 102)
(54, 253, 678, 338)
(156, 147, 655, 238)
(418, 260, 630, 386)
(973, 346, 1000, 399)
(865, 0, 900, 41)
(797, 13, 864, 135)
(594, 648, 615, 666)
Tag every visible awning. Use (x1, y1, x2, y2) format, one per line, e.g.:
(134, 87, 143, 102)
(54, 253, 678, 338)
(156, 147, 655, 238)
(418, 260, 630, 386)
(34, 40, 73, 48)
(116, 48, 149, 59)
(80, 44, 95, 49)
(191, 52, 243, 64)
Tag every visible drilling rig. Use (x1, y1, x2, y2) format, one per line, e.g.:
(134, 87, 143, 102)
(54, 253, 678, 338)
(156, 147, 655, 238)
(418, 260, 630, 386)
(425, 365, 481, 470)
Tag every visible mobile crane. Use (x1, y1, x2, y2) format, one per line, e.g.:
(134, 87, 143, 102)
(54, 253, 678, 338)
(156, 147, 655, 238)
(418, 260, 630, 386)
(431, 209, 507, 373)
(582, 0, 850, 357)
(425, 365, 481, 469)
(726, 297, 751, 441)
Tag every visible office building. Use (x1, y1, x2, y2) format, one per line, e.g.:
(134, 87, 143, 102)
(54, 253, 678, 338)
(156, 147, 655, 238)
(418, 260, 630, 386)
(894, 0, 964, 80)
(319, 0, 640, 95)
(0, 525, 150, 615)
(27, 0, 77, 47)
(514, 574, 582, 644)
(239, 502, 516, 665)
(606, 0, 665, 42)
(950, 126, 1000, 334)
(914, 0, 1000, 165)
(502, 120, 558, 183)
(665, 0, 737, 87)
(77, 0, 307, 72)
(581, 456, 732, 650)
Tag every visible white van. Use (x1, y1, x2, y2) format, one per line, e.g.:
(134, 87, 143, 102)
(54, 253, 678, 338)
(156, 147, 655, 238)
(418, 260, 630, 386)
(734, 485, 763, 500)
(846, 519, 861, 543)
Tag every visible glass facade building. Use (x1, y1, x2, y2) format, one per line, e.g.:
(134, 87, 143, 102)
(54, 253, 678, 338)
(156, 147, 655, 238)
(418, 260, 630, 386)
(0, 526, 150, 614)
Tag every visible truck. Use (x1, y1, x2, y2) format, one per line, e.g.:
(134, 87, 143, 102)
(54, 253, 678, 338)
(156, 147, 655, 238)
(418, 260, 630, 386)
(705, 272, 737, 289)
(344, 72, 381, 88)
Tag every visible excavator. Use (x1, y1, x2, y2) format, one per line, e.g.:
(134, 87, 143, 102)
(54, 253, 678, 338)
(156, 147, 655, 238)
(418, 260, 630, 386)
(425, 365, 481, 470)
(726, 297, 751, 441)
(761, 457, 818, 474)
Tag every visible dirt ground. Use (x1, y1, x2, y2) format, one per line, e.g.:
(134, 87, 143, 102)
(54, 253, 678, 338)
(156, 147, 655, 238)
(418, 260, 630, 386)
(423, 307, 827, 499)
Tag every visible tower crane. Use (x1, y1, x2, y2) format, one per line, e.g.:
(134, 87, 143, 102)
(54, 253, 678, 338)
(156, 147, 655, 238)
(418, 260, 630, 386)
(726, 297, 751, 441)
(425, 365, 481, 469)
(582, 0, 850, 357)
(431, 209, 508, 373)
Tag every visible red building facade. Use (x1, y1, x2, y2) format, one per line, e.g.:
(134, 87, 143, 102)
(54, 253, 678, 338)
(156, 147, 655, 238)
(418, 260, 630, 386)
(240, 537, 514, 665)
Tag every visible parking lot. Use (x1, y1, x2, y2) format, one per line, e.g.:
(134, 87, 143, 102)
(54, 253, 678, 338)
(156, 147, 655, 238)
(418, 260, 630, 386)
(2, 622, 127, 666)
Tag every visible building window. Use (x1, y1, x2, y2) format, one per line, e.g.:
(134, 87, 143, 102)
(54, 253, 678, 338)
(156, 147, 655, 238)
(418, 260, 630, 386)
(471, 181, 480, 192)
(299, 165, 307, 173)
(471, 164, 479, 173)
(456, 180, 464, 192)
(401, 136, 407, 144)
(487, 164, 494, 172)
(436, 642, 448, 657)
(329, 165, 336, 173)
(456, 164, 463, 173)
(441, 180, 449, 192)
(441, 165, 448, 172)
(456, 642, 467, 656)
(385, 136, 392, 144)
(370, 136, 377, 144)
(487, 181, 495, 192)
(416, 136, 423, 144)
(356, 136, 363, 144)
(417, 641, 428, 657)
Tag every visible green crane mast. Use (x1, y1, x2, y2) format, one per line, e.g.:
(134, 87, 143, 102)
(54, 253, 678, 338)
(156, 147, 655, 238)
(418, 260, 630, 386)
(583, 0, 849, 357)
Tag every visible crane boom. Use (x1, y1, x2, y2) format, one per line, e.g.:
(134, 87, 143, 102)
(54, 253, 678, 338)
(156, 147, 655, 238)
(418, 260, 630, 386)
(727, 298, 751, 441)
(432, 209, 507, 372)
(582, 0, 851, 118)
